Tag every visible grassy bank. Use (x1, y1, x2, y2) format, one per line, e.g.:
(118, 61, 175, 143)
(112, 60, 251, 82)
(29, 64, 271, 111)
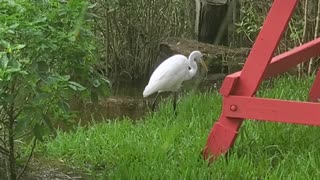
(38, 75, 320, 179)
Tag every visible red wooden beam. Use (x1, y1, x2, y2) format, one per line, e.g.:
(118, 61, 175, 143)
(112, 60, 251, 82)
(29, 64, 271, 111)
(264, 38, 320, 78)
(220, 37, 320, 96)
(220, 72, 240, 96)
(204, 0, 298, 161)
(223, 96, 320, 126)
(203, 116, 241, 159)
(235, 0, 298, 96)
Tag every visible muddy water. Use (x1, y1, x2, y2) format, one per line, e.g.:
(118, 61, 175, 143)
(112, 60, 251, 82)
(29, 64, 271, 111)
(69, 73, 225, 123)
(68, 79, 148, 124)
(112, 78, 147, 97)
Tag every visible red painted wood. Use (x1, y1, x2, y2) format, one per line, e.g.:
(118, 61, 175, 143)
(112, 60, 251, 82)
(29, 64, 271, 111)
(223, 96, 320, 126)
(203, 116, 240, 160)
(204, 0, 298, 161)
(264, 38, 320, 79)
(235, 0, 298, 96)
(309, 68, 320, 102)
(221, 38, 320, 83)
(219, 72, 240, 96)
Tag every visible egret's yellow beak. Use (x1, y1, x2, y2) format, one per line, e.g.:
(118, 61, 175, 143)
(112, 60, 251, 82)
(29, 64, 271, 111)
(199, 59, 208, 72)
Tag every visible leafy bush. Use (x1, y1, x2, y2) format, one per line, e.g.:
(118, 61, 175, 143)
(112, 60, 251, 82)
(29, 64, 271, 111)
(0, 0, 109, 179)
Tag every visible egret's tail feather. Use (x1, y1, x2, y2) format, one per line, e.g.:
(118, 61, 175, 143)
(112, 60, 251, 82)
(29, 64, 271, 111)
(143, 86, 151, 97)
(143, 84, 156, 97)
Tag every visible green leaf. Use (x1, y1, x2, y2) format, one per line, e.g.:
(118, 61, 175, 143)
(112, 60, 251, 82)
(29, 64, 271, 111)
(88, 2, 98, 9)
(7, 30, 15, 34)
(90, 90, 99, 103)
(33, 123, 44, 142)
(32, 17, 47, 24)
(42, 114, 57, 137)
(37, 61, 49, 73)
(68, 81, 86, 91)
(61, 75, 71, 81)
(12, 44, 26, 50)
(92, 79, 101, 88)
(9, 23, 19, 29)
(18, 70, 28, 75)
(0, 54, 9, 68)
(87, 12, 100, 18)
(59, 98, 70, 113)
(6, 67, 21, 73)
(0, 40, 10, 49)
(6, 58, 21, 73)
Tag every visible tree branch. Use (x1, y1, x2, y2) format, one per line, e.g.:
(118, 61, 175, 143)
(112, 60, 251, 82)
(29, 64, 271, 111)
(0, 143, 9, 156)
(14, 130, 32, 141)
(16, 138, 37, 180)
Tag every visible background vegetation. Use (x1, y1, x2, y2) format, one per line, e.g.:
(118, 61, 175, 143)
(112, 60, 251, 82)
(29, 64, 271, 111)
(92, 0, 195, 81)
(235, 0, 320, 74)
(90, 0, 320, 80)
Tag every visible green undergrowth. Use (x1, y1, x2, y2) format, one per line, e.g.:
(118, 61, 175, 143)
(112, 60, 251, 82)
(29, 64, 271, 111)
(38, 74, 320, 179)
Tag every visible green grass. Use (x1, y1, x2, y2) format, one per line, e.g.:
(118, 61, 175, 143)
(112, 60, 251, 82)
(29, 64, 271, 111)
(39, 75, 320, 179)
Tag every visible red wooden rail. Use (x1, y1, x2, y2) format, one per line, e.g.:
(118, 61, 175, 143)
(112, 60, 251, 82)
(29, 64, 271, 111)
(203, 0, 320, 161)
(224, 96, 320, 126)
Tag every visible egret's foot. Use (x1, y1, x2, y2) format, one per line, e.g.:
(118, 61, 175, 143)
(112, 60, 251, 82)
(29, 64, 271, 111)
(174, 110, 178, 117)
(172, 92, 178, 116)
(151, 93, 160, 112)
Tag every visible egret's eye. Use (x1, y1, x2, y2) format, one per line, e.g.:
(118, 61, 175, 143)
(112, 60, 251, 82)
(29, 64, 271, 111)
(188, 66, 191, 70)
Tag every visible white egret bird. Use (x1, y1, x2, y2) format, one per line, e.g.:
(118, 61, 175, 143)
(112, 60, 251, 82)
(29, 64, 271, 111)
(143, 50, 208, 113)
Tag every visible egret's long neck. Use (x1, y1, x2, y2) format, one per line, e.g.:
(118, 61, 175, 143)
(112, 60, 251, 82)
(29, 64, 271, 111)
(185, 54, 198, 80)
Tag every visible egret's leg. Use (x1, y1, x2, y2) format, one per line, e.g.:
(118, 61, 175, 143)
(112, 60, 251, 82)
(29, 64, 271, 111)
(173, 92, 178, 116)
(151, 93, 160, 111)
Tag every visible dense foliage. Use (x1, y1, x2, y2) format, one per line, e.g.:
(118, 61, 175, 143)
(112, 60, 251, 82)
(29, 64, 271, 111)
(0, 0, 109, 179)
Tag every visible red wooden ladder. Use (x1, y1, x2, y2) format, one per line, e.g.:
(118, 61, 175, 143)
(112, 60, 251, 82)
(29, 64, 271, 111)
(203, 0, 320, 161)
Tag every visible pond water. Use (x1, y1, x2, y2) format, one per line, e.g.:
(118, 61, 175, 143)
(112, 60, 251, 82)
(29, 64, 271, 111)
(68, 73, 225, 124)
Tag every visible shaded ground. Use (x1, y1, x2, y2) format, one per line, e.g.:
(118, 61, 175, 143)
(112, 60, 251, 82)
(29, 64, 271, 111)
(0, 156, 89, 180)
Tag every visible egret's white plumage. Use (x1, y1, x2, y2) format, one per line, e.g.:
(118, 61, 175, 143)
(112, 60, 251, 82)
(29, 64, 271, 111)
(143, 50, 207, 113)
(143, 51, 207, 97)
(143, 55, 191, 97)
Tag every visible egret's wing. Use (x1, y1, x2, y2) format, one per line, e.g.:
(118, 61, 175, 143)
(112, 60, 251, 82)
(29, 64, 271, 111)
(143, 55, 188, 97)
(149, 55, 188, 83)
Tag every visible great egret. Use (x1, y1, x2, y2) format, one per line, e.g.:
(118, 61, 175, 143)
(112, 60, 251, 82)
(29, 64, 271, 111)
(143, 50, 208, 113)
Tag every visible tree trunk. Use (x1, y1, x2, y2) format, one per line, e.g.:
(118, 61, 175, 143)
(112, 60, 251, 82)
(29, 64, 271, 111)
(196, 0, 229, 45)
(7, 83, 17, 180)
(8, 119, 16, 180)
